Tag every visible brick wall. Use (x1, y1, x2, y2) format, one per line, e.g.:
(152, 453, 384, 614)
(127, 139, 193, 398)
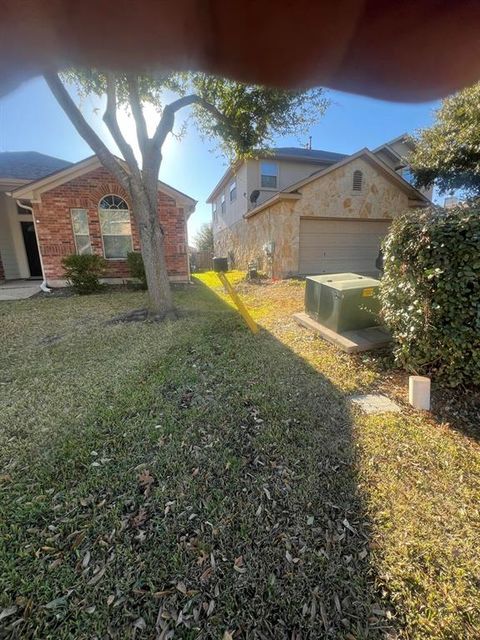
(33, 166, 189, 283)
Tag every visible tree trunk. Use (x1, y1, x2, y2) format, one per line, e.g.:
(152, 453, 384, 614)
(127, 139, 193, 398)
(129, 185, 175, 317)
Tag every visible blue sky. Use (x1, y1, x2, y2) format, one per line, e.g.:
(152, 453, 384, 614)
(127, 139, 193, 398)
(0, 76, 439, 242)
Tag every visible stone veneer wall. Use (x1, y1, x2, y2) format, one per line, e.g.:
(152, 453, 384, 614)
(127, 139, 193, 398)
(214, 156, 413, 278)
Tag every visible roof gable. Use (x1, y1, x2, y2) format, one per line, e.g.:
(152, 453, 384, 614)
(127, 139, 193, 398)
(244, 148, 429, 218)
(284, 148, 429, 201)
(10, 155, 197, 211)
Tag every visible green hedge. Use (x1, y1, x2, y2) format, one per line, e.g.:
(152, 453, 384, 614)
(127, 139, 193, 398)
(62, 254, 107, 295)
(380, 203, 480, 386)
(127, 251, 147, 289)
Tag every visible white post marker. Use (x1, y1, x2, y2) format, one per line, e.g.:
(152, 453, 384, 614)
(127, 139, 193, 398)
(408, 376, 431, 410)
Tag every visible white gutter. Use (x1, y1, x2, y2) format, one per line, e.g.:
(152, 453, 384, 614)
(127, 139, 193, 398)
(16, 200, 51, 293)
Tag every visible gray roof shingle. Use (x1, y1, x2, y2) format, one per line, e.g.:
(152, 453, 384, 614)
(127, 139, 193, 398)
(271, 147, 348, 163)
(0, 151, 72, 180)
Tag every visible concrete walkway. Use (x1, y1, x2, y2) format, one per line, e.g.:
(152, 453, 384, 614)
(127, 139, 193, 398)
(0, 280, 41, 301)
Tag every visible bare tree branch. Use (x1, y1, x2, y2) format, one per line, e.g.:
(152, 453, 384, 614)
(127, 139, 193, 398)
(103, 72, 141, 180)
(126, 74, 149, 157)
(152, 94, 232, 151)
(43, 71, 131, 189)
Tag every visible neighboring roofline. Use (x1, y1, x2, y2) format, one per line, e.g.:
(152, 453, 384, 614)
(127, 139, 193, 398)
(10, 154, 197, 211)
(373, 132, 415, 156)
(268, 151, 345, 165)
(286, 148, 429, 201)
(244, 147, 429, 219)
(11, 155, 99, 199)
(0, 177, 30, 192)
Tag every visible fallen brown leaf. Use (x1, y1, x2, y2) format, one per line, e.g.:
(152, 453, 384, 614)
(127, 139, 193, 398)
(131, 508, 148, 528)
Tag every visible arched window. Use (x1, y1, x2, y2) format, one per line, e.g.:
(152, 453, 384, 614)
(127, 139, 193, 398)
(98, 195, 132, 259)
(352, 170, 363, 192)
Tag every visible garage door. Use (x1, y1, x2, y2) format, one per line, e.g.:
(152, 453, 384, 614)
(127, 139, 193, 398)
(299, 218, 391, 275)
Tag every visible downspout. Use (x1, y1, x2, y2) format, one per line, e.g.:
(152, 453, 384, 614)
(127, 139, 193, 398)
(16, 200, 51, 293)
(184, 207, 192, 283)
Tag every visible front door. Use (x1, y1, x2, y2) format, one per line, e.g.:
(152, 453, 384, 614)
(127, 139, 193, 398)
(20, 221, 42, 277)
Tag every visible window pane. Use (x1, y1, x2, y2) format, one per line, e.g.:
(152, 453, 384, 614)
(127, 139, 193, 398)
(99, 209, 131, 235)
(71, 208, 89, 235)
(75, 235, 92, 255)
(261, 174, 277, 188)
(261, 161, 278, 177)
(99, 195, 128, 209)
(103, 235, 132, 259)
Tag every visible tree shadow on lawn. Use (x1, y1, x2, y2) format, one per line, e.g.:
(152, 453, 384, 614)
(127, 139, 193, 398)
(0, 280, 395, 639)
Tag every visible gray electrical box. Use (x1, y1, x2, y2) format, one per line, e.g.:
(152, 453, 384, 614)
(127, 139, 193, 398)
(305, 273, 381, 333)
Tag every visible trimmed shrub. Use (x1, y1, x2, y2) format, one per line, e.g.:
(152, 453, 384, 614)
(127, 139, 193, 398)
(127, 251, 147, 289)
(62, 254, 107, 295)
(380, 203, 480, 386)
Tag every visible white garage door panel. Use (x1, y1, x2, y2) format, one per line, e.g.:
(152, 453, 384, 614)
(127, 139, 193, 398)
(299, 218, 390, 275)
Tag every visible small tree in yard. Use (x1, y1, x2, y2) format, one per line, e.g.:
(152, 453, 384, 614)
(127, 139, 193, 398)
(380, 203, 480, 387)
(194, 223, 214, 253)
(45, 70, 328, 317)
(410, 82, 480, 196)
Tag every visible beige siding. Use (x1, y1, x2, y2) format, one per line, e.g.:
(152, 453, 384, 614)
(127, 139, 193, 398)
(211, 158, 330, 232)
(212, 163, 248, 233)
(247, 158, 329, 207)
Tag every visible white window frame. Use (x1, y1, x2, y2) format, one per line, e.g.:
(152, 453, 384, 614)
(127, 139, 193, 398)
(98, 195, 133, 260)
(70, 208, 92, 255)
(229, 180, 237, 202)
(212, 201, 217, 223)
(260, 161, 279, 189)
(221, 193, 226, 214)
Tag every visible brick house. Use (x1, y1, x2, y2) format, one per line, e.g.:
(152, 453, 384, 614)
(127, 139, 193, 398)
(0, 152, 196, 288)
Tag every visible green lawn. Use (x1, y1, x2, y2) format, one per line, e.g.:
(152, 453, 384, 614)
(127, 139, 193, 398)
(0, 275, 479, 639)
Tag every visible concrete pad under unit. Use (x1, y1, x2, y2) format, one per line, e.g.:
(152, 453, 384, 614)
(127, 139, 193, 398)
(293, 312, 392, 354)
(350, 393, 402, 414)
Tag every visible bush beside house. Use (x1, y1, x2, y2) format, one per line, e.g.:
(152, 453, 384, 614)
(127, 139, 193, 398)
(380, 203, 480, 386)
(127, 251, 147, 289)
(62, 254, 107, 295)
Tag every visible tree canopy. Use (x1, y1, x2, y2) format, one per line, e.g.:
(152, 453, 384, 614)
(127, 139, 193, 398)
(63, 70, 329, 160)
(410, 82, 480, 196)
(194, 223, 214, 253)
(46, 68, 328, 314)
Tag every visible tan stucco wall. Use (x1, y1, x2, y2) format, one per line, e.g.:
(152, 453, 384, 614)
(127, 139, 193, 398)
(215, 156, 413, 278)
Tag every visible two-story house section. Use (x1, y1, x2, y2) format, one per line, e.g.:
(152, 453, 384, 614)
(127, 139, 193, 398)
(208, 135, 432, 277)
(207, 147, 348, 237)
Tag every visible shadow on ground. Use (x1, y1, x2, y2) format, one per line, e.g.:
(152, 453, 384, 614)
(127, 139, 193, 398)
(0, 280, 394, 639)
